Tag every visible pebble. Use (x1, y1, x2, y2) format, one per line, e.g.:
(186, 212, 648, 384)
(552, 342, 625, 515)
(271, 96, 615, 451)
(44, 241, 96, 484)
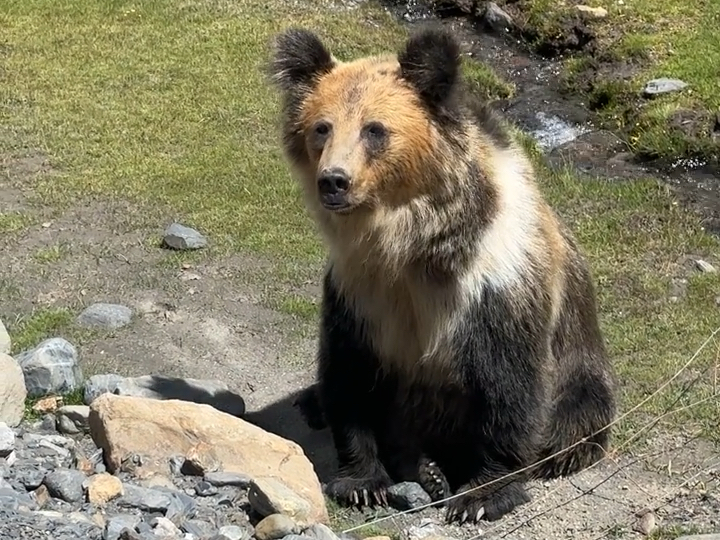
(575, 5, 608, 18)
(43, 468, 86, 503)
(194, 480, 217, 497)
(204, 471, 252, 488)
(57, 405, 91, 434)
(151, 516, 183, 537)
(15, 337, 84, 398)
(181, 441, 221, 476)
(303, 523, 340, 540)
(86, 473, 124, 505)
(255, 514, 298, 540)
(105, 514, 142, 540)
(118, 484, 175, 513)
(248, 477, 312, 523)
(76, 303, 134, 330)
(387, 482, 432, 510)
(0, 318, 10, 355)
(218, 525, 252, 540)
(483, 2, 515, 32)
(694, 259, 717, 273)
(0, 422, 14, 457)
(163, 223, 208, 250)
(643, 78, 688, 96)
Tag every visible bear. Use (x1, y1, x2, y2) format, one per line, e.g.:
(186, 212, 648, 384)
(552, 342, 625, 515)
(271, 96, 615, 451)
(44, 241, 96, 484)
(268, 26, 617, 524)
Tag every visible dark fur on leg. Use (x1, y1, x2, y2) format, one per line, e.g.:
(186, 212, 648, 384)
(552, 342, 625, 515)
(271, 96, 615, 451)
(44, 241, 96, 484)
(418, 456, 451, 504)
(317, 269, 394, 509)
(293, 384, 327, 431)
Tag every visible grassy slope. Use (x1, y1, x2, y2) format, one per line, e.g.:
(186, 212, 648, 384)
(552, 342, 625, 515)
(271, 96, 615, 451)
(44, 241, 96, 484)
(515, 0, 720, 161)
(1, 0, 719, 444)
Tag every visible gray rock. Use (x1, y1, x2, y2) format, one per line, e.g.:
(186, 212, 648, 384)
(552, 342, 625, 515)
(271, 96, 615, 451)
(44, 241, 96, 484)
(43, 468, 86, 502)
(76, 303, 133, 330)
(0, 422, 14, 458)
(105, 514, 142, 540)
(181, 519, 215, 537)
(0, 353, 27, 427)
(118, 484, 174, 513)
(56, 405, 91, 434)
(0, 319, 9, 355)
(0, 486, 37, 511)
(387, 482, 432, 510)
(163, 489, 197, 523)
(163, 223, 208, 251)
(218, 525, 252, 540)
(111, 375, 245, 417)
(676, 536, 720, 540)
(256, 514, 298, 540)
(643, 77, 688, 96)
(15, 338, 83, 398)
(302, 524, 339, 540)
(483, 2, 515, 32)
(193, 480, 217, 497)
(84, 374, 126, 405)
(278, 536, 314, 540)
(203, 471, 251, 488)
(16, 467, 47, 490)
(150, 516, 183, 537)
(695, 259, 717, 273)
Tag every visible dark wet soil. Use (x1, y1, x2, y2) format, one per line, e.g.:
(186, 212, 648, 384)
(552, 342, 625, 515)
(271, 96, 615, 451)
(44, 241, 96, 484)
(379, 0, 720, 235)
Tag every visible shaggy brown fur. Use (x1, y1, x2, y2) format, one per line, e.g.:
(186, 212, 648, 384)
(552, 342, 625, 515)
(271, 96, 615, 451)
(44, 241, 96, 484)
(270, 26, 616, 524)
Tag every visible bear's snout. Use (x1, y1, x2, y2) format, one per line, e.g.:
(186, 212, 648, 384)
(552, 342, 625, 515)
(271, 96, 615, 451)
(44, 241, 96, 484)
(317, 168, 352, 211)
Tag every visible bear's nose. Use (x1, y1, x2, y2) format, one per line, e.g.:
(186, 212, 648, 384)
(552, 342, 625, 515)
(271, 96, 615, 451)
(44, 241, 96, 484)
(318, 169, 350, 195)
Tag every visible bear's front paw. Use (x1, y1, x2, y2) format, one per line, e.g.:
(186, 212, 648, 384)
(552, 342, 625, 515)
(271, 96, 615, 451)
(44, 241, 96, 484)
(418, 457, 451, 503)
(445, 481, 530, 524)
(325, 475, 391, 509)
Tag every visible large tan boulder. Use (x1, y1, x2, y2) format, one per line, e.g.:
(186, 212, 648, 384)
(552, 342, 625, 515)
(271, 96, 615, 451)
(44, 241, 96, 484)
(0, 352, 27, 427)
(0, 319, 10, 355)
(88, 393, 328, 526)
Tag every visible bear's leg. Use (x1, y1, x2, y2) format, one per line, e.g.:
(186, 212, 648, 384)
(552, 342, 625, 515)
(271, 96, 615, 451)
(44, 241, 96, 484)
(532, 259, 616, 479)
(442, 286, 552, 524)
(293, 384, 327, 431)
(317, 271, 394, 508)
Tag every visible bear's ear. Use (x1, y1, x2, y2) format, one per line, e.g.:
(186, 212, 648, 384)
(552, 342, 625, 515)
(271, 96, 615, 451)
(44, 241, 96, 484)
(269, 28, 336, 93)
(398, 28, 461, 109)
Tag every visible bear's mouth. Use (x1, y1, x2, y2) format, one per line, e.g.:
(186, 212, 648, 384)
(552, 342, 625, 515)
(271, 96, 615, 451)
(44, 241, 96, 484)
(322, 200, 356, 214)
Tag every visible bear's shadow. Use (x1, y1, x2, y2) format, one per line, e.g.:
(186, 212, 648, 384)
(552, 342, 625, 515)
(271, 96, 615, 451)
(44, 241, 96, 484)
(243, 388, 339, 483)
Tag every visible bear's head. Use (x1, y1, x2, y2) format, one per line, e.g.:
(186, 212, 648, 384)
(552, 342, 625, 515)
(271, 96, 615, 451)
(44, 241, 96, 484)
(269, 27, 465, 215)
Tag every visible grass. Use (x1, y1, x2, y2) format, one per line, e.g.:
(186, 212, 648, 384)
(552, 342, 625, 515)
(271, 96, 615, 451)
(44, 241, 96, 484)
(2, 0, 720, 451)
(508, 0, 720, 161)
(0, 211, 35, 233)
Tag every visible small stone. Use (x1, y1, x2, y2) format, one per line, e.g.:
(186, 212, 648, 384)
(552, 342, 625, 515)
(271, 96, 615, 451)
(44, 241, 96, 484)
(0, 353, 27, 427)
(0, 319, 10, 355)
(483, 2, 515, 32)
(575, 5, 608, 18)
(643, 78, 688, 97)
(56, 404, 91, 434)
(633, 510, 656, 535)
(182, 442, 221, 476)
(17, 467, 46, 490)
(181, 519, 215, 537)
(163, 223, 208, 251)
(32, 484, 51, 508)
(33, 395, 62, 414)
(15, 337, 83, 398)
(303, 524, 340, 540)
(249, 477, 313, 526)
(204, 471, 252, 488)
(77, 303, 133, 330)
(0, 486, 36, 511)
(151, 516, 183, 537)
(84, 374, 126, 404)
(255, 514, 298, 540)
(387, 482, 432, 510)
(695, 259, 717, 273)
(194, 480, 217, 497)
(218, 525, 252, 540)
(2, 449, 16, 466)
(0, 422, 14, 457)
(405, 521, 446, 540)
(105, 514, 142, 540)
(43, 468, 86, 503)
(119, 484, 174, 513)
(87, 473, 124, 505)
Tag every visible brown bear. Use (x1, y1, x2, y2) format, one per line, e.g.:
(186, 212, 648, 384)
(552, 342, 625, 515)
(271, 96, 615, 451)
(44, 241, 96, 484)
(269, 26, 617, 524)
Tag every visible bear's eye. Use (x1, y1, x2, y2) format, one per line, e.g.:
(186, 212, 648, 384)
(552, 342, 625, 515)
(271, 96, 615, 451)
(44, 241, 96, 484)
(313, 122, 331, 137)
(364, 122, 387, 140)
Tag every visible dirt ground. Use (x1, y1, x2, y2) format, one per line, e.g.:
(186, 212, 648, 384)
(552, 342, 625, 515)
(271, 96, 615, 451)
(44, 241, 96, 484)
(2, 3, 720, 540)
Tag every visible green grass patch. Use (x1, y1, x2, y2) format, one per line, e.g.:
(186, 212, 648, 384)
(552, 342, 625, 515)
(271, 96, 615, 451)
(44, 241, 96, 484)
(461, 57, 515, 101)
(0, 211, 35, 233)
(9, 307, 76, 354)
(275, 293, 319, 322)
(0, 0, 407, 261)
(33, 243, 70, 264)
